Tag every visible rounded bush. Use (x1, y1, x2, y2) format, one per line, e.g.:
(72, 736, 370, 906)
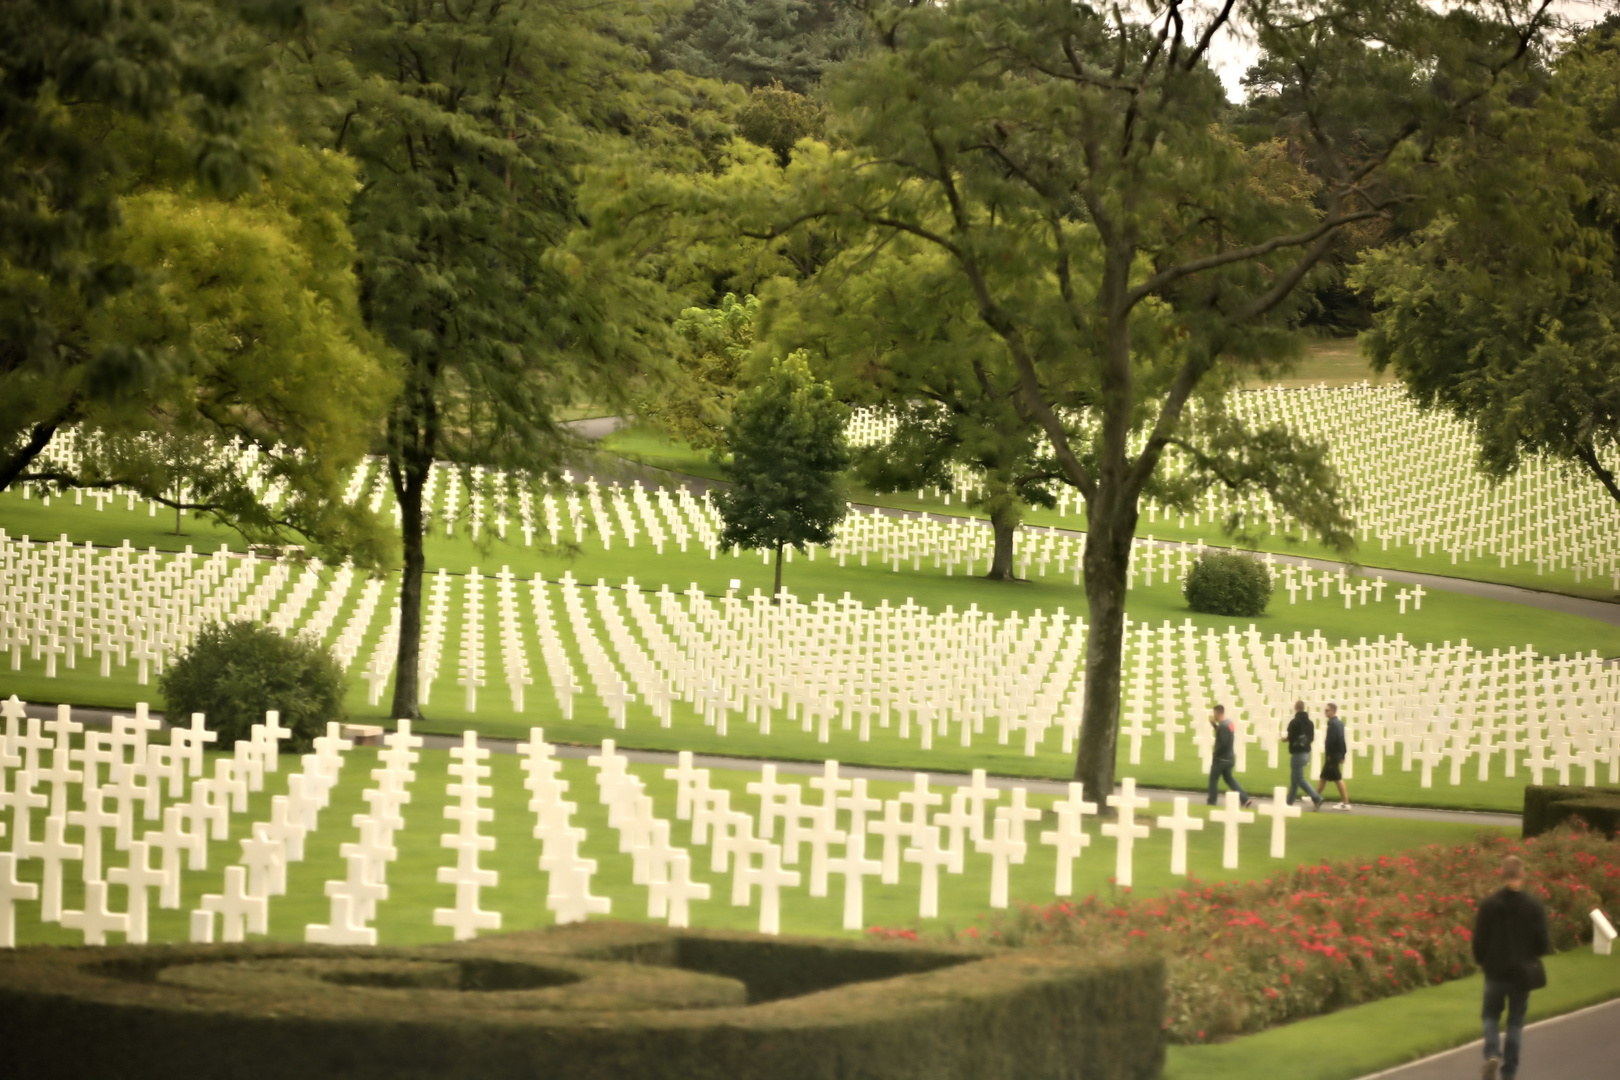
(159, 619, 345, 752)
(1182, 552, 1272, 617)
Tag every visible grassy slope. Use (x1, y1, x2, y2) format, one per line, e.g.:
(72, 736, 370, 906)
(1164, 948, 1620, 1080)
(6, 483, 1618, 813)
(10, 745, 1508, 948)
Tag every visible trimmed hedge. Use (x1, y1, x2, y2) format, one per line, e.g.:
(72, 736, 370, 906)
(1183, 552, 1272, 617)
(1523, 784, 1620, 838)
(0, 922, 1164, 1080)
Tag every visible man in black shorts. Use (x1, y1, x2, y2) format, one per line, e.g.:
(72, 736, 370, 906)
(1320, 702, 1349, 810)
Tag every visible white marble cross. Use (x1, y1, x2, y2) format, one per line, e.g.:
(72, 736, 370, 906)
(976, 814, 1025, 909)
(1101, 779, 1152, 889)
(201, 865, 268, 942)
(61, 878, 129, 945)
(740, 843, 799, 935)
(36, 814, 83, 922)
(962, 768, 1001, 843)
(649, 850, 708, 928)
(1040, 782, 1096, 896)
(0, 852, 39, 948)
(828, 828, 881, 931)
(904, 824, 953, 919)
(869, 800, 909, 885)
(1207, 790, 1254, 870)
(897, 773, 942, 843)
(107, 840, 165, 944)
(1259, 786, 1302, 858)
(1155, 796, 1206, 877)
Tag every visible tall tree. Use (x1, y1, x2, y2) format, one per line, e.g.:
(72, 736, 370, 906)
(714, 352, 850, 596)
(1354, 25, 1620, 504)
(277, 0, 704, 720)
(755, 0, 1554, 797)
(767, 243, 1062, 580)
(0, 0, 285, 488)
(654, 0, 865, 94)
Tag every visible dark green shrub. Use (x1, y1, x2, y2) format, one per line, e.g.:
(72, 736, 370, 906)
(1523, 784, 1620, 838)
(0, 924, 1167, 1080)
(159, 619, 344, 752)
(1182, 551, 1272, 617)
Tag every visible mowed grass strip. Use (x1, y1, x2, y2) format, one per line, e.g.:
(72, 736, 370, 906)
(1163, 948, 1620, 1080)
(9, 746, 1509, 947)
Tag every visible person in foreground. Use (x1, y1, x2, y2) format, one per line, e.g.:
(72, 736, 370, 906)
(1205, 705, 1252, 808)
(1472, 854, 1550, 1080)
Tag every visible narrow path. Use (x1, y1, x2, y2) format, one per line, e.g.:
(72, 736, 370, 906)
(27, 703, 1520, 829)
(606, 454, 1620, 629)
(1356, 995, 1620, 1080)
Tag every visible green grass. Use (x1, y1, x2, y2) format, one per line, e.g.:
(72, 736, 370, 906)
(11, 744, 1510, 949)
(7, 485, 1617, 814)
(1164, 947, 1620, 1080)
(1240, 337, 1397, 389)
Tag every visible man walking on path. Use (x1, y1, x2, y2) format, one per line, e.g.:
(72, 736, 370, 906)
(1320, 702, 1350, 810)
(1284, 701, 1324, 810)
(1473, 854, 1551, 1080)
(1206, 705, 1253, 808)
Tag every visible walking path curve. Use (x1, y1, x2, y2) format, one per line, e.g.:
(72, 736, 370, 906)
(1355, 995, 1620, 1080)
(594, 454, 1620, 631)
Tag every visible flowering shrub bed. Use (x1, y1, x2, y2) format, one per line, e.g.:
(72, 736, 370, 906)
(870, 824, 1620, 1043)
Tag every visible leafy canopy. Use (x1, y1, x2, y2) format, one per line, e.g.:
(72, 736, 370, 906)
(714, 351, 851, 561)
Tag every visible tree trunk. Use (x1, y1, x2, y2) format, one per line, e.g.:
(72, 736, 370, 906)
(388, 451, 430, 722)
(773, 541, 785, 599)
(1072, 248, 1143, 804)
(985, 502, 1021, 581)
(1074, 502, 1136, 801)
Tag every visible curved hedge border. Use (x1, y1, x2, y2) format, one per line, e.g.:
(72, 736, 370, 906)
(0, 922, 1164, 1080)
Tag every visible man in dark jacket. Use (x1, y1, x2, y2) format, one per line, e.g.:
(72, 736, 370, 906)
(1205, 705, 1252, 807)
(1319, 702, 1350, 810)
(1283, 701, 1324, 810)
(1473, 854, 1551, 1080)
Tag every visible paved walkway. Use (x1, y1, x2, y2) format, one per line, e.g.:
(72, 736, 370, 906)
(24, 703, 1520, 829)
(1357, 996, 1620, 1079)
(599, 454, 1620, 631)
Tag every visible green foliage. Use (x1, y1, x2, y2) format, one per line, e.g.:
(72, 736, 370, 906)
(1353, 28, 1620, 508)
(1183, 553, 1273, 618)
(714, 353, 850, 591)
(0, 924, 1167, 1080)
(653, 0, 865, 94)
(160, 619, 344, 752)
(3, 121, 399, 566)
(755, 0, 1552, 797)
(640, 293, 758, 451)
(736, 82, 828, 165)
(1522, 784, 1620, 838)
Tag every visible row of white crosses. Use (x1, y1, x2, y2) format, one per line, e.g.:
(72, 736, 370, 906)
(521, 731, 612, 925)
(503, 581, 1615, 794)
(22, 381, 1619, 590)
(0, 695, 312, 947)
(1201, 385, 1620, 585)
(0, 697, 1315, 947)
(11, 427, 288, 522)
(0, 533, 383, 689)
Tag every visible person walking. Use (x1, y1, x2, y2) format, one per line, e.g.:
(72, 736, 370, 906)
(1206, 705, 1253, 808)
(1473, 854, 1551, 1080)
(1320, 702, 1350, 810)
(1284, 701, 1324, 810)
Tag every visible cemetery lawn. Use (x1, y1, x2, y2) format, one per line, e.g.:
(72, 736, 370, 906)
(7, 481, 1617, 814)
(597, 423, 1620, 604)
(9, 746, 1510, 949)
(1162, 948, 1620, 1080)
